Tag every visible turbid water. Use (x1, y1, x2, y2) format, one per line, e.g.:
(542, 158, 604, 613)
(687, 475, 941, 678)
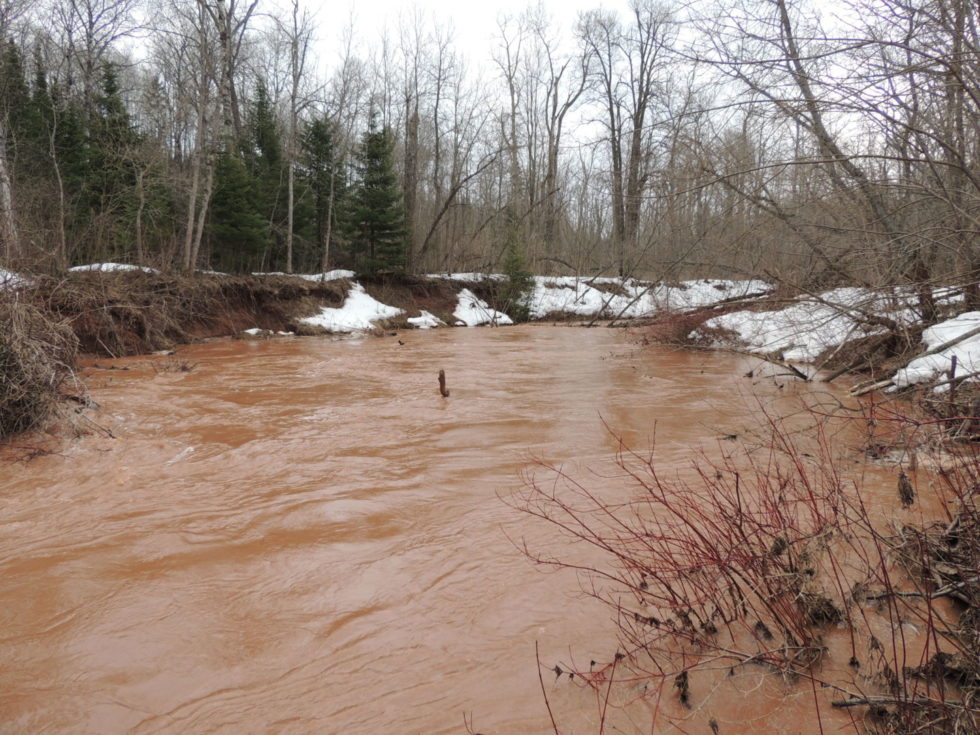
(1, 325, 897, 733)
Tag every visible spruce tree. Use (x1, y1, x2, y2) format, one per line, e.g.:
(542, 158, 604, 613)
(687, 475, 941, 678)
(302, 115, 344, 270)
(208, 151, 267, 272)
(245, 82, 285, 253)
(345, 115, 406, 274)
(496, 206, 534, 321)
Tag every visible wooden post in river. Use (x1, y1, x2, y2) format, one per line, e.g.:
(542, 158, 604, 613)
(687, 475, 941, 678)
(438, 369, 450, 398)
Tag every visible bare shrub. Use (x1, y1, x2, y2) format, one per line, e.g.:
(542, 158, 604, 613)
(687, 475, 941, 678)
(511, 403, 980, 733)
(0, 295, 78, 438)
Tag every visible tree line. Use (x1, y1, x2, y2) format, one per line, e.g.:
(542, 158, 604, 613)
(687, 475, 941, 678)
(0, 0, 977, 301)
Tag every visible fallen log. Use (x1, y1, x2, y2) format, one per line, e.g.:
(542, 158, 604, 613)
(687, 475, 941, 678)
(850, 378, 895, 397)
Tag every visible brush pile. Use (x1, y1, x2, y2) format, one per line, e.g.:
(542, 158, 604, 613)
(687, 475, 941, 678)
(0, 295, 77, 437)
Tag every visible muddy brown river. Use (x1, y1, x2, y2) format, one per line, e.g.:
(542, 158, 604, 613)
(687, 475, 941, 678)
(1, 325, 891, 733)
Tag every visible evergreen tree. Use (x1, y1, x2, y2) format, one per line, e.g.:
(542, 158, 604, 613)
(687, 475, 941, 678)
(0, 41, 30, 162)
(208, 150, 267, 272)
(302, 115, 344, 270)
(244, 82, 285, 267)
(496, 206, 534, 322)
(344, 115, 406, 274)
(90, 65, 138, 213)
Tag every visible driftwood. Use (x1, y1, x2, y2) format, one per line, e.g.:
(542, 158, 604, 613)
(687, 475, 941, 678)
(438, 369, 450, 398)
(850, 377, 895, 397)
(849, 324, 980, 396)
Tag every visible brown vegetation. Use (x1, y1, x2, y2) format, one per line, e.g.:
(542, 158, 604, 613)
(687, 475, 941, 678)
(512, 401, 980, 733)
(0, 296, 78, 438)
(20, 271, 349, 357)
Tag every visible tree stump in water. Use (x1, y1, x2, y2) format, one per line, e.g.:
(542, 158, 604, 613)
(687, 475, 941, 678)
(438, 369, 450, 398)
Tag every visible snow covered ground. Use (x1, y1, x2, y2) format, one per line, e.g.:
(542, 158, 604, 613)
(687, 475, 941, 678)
(525, 276, 768, 320)
(700, 285, 980, 388)
(300, 283, 404, 332)
(893, 312, 980, 389)
(425, 272, 505, 282)
(69, 263, 159, 274)
(703, 289, 894, 362)
(0, 268, 26, 289)
(407, 310, 445, 329)
(453, 289, 513, 327)
(253, 270, 354, 282)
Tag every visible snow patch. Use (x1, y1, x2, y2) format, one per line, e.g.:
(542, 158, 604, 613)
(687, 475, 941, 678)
(893, 312, 980, 388)
(705, 294, 880, 362)
(527, 277, 769, 320)
(300, 283, 403, 332)
(253, 270, 354, 282)
(650, 279, 772, 311)
(0, 268, 26, 289)
(69, 263, 158, 273)
(427, 272, 506, 282)
(453, 288, 513, 327)
(407, 310, 446, 329)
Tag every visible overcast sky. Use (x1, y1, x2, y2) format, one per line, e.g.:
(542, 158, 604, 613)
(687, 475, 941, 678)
(316, 0, 634, 71)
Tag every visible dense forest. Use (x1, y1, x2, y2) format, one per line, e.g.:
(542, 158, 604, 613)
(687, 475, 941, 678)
(0, 0, 977, 299)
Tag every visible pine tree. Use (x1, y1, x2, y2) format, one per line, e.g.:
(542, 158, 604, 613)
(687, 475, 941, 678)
(344, 115, 406, 274)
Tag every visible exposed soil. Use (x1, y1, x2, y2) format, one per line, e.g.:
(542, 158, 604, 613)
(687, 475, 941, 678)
(14, 271, 487, 359)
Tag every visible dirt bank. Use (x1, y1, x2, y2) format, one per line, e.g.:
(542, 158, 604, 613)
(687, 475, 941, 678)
(15, 271, 488, 358)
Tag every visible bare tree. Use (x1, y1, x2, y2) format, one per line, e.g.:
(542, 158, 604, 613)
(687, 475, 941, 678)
(580, 0, 674, 277)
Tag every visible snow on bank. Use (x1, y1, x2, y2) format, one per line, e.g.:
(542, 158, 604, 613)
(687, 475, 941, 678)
(704, 297, 877, 362)
(893, 312, 980, 389)
(69, 263, 159, 274)
(701, 286, 962, 366)
(453, 289, 513, 327)
(426, 272, 505, 282)
(253, 270, 354, 282)
(300, 283, 403, 332)
(528, 277, 616, 318)
(408, 310, 446, 329)
(527, 276, 768, 320)
(651, 279, 772, 311)
(0, 268, 26, 289)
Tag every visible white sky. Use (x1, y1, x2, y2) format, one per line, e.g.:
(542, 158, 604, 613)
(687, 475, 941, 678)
(317, 0, 633, 71)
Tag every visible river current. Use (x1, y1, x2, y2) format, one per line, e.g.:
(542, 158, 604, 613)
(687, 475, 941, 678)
(1, 325, 872, 733)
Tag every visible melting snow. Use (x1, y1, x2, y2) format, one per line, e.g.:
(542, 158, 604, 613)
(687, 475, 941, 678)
(407, 310, 446, 329)
(0, 268, 25, 289)
(427, 272, 505, 282)
(253, 270, 354, 282)
(453, 289, 513, 327)
(526, 277, 767, 320)
(300, 283, 403, 332)
(704, 299, 877, 362)
(69, 263, 158, 273)
(893, 312, 980, 388)
(650, 279, 772, 311)
(702, 286, 944, 364)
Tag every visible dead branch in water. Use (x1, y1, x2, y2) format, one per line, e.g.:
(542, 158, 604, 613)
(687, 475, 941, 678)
(438, 369, 450, 398)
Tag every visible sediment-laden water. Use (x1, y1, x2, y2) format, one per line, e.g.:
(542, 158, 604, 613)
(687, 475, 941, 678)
(1, 326, 888, 733)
